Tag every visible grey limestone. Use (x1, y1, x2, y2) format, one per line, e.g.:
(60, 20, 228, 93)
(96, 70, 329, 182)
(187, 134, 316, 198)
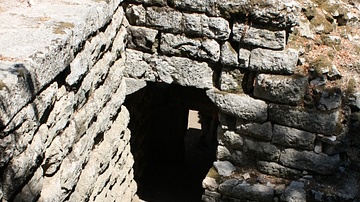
(219, 179, 274, 202)
(254, 74, 308, 105)
(269, 104, 342, 135)
(207, 90, 268, 122)
(183, 13, 231, 40)
(280, 181, 306, 202)
(219, 67, 244, 92)
(127, 26, 159, 53)
(233, 21, 286, 50)
(257, 161, 302, 179)
(279, 148, 340, 175)
(213, 161, 236, 177)
(146, 6, 183, 33)
(249, 48, 299, 74)
(236, 121, 273, 141)
(160, 33, 220, 62)
(272, 124, 316, 150)
(244, 138, 280, 161)
(220, 42, 239, 66)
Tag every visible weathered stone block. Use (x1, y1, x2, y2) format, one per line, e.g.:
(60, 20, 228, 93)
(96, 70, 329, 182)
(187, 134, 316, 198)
(219, 179, 274, 201)
(239, 48, 251, 68)
(127, 0, 167, 6)
(233, 22, 286, 50)
(236, 121, 272, 141)
(169, 0, 207, 13)
(279, 148, 340, 175)
(146, 6, 183, 33)
(127, 26, 158, 53)
(273, 124, 316, 150)
(207, 90, 268, 122)
(160, 33, 220, 62)
(125, 4, 147, 26)
(254, 74, 308, 105)
(257, 161, 302, 179)
(219, 67, 244, 93)
(280, 181, 306, 202)
(214, 161, 236, 177)
(183, 13, 230, 40)
(244, 138, 280, 161)
(249, 48, 299, 74)
(220, 42, 239, 66)
(218, 129, 243, 149)
(317, 90, 342, 111)
(268, 104, 342, 135)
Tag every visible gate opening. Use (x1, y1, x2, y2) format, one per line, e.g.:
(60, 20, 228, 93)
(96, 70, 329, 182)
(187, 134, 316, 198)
(124, 82, 218, 202)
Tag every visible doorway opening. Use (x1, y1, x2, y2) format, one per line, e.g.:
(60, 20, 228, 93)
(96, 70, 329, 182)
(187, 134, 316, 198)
(124, 82, 218, 202)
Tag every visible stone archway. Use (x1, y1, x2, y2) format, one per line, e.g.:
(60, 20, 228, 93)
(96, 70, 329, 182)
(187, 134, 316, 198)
(124, 82, 219, 201)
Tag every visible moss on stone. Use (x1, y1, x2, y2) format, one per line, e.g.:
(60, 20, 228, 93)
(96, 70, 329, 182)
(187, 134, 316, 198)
(310, 13, 334, 34)
(311, 54, 333, 77)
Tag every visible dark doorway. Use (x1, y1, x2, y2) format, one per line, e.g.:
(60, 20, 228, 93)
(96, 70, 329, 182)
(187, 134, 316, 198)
(124, 82, 218, 202)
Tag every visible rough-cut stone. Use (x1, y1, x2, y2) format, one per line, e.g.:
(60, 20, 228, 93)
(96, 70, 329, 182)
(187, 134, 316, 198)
(127, 26, 158, 53)
(127, 0, 167, 6)
(207, 90, 268, 122)
(244, 138, 280, 161)
(279, 148, 340, 175)
(268, 104, 342, 135)
(254, 74, 308, 105)
(317, 90, 342, 111)
(170, 0, 208, 13)
(218, 129, 243, 149)
(219, 179, 274, 201)
(233, 22, 286, 50)
(124, 78, 147, 95)
(238, 48, 251, 68)
(219, 67, 244, 92)
(220, 42, 239, 66)
(236, 121, 272, 141)
(125, 49, 213, 88)
(213, 161, 236, 177)
(272, 124, 316, 150)
(160, 33, 220, 62)
(257, 161, 301, 179)
(249, 48, 299, 74)
(202, 177, 219, 192)
(146, 6, 183, 33)
(126, 4, 147, 25)
(280, 181, 306, 202)
(183, 13, 230, 40)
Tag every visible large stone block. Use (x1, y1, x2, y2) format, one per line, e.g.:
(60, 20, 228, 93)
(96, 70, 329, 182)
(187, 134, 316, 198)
(249, 48, 299, 74)
(218, 129, 243, 149)
(279, 148, 340, 175)
(146, 6, 183, 33)
(233, 22, 286, 50)
(268, 104, 342, 135)
(207, 90, 268, 122)
(169, 0, 208, 13)
(257, 161, 302, 179)
(126, 4, 147, 25)
(236, 121, 272, 141)
(254, 74, 308, 105)
(273, 124, 316, 150)
(219, 179, 274, 201)
(280, 181, 306, 202)
(219, 67, 244, 93)
(244, 138, 280, 161)
(160, 33, 220, 62)
(127, 26, 158, 53)
(183, 13, 230, 40)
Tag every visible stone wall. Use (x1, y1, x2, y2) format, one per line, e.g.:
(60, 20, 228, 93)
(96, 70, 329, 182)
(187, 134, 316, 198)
(122, 0, 360, 201)
(0, 0, 360, 201)
(0, 1, 139, 201)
